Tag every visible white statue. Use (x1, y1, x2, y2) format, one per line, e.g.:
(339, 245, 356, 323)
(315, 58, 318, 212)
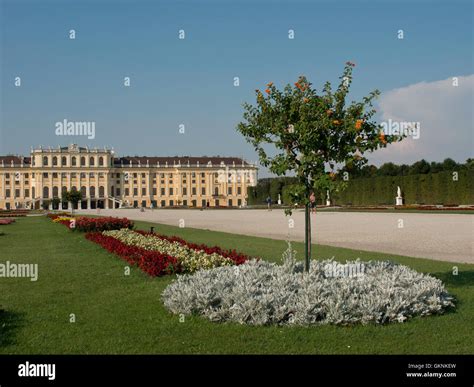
(396, 186, 403, 206)
(278, 194, 282, 205)
(326, 190, 331, 206)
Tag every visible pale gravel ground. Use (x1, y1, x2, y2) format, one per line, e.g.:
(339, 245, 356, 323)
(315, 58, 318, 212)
(77, 209, 474, 264)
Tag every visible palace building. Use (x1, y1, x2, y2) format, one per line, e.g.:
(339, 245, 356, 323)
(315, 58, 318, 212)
(0, 144, 258, 210)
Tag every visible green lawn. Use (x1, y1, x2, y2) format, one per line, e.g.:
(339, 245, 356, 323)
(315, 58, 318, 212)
(0, 216, 472, 354)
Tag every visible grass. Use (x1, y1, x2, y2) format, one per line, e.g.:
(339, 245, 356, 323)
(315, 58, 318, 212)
(0, 216, 472, 354)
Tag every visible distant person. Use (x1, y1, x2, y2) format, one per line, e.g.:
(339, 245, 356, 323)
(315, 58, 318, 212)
(206, 201, 210, 208)
(266, 196, 272, 211)
(310, 191, 316, 214)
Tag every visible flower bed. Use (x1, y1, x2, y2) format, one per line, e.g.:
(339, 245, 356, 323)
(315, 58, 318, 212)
(137, 231, 248, 265)
(48, 214, 133, 232)
(162, 257, 455, 326)
(75, 217, 133, 232)
(0, 219, 15, 225)
(103, 229, 246, 273)
(86, 232, 180, 276)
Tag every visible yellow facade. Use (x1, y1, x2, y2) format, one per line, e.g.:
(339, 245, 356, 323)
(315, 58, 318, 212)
(0, 144, 258, 210)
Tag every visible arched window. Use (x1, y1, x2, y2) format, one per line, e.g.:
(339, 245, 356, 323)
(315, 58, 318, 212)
(52, 156, 58, 166)
(62, 186, 67, 199)
(81, 186, 87, 199)
(80, 157, 86, 166)
(99, 186, 105, 198)
(71, 186, 77, 192)
(90, 157, 95, 166)
(43, 156, 48, 166)
(90, 186, 96, 198)
(71, 157, 77, 166)
(99, 157, 104, 166)
(32, 187, 35, 198)
(62, 156, 67, 166)
(43, 186, 49, 198)
(214, 187, 219, 196)
(53, 186, 59, 198)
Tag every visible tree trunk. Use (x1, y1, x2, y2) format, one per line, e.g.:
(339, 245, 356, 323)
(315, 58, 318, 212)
(304, 202, 312, 272)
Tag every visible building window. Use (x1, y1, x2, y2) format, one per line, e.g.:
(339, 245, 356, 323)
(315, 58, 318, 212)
(183, 200, 187, 206)
(90, 157, 95, 166)
(201, 187, 206, 195)
(133, 173, 137, 178)
(141, 173, 146, 178)
(99, 157, 104, 166)
(116, 188, 121, 196)
(81, 157, 86, 166)
(53, 186, 59, 198)
(43, 187, 50, 198)
(182, 187, 187, 195)
(201, 173, 205, 178)
(152, 188, 157, 195)
(133, 188, 138, 196)
(237, 187, 242, 195)
(161, 188, 165, 195)
(169, 187, 173, 195)
(43, 156, 48, 166)
(43, 173, 48, 178)
(81, 173, 86, 178)
(15, 189, 20, 197)
(214, 187, 219, 195)
(141, 200, 146, 207)
(192, 187, 196, 195)
(169, 200, 174, 206)
(53, 173, 58, 178)
(228, 187, 232, 195)
(5, 189, 10, 198)
(25, 189, 30, 198)
(62, 156, 67, 166)
(228, 199, 233, 206)
(125, 188, 129, 196)
(52, 156, 58, 166)
(99, 186, 105, 197)
(161, 200, 166, 207)
(142, 188, 146, 196)
(90, 187, 96, 198)
(72, 157, 77, 166)
(238, 199, 242, 206)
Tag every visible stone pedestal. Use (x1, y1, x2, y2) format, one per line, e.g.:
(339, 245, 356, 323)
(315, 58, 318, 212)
(396, 196, 403, 206)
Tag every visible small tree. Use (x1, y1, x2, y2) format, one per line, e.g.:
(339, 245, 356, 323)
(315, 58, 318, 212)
(62, 189, 82, 215)
(237, 62, 403, 271)
(51, 197, 61, 210)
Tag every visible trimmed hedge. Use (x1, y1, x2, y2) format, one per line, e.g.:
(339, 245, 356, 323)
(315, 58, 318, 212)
(335, 170, 474, 205)
(248, 170, 474, 206)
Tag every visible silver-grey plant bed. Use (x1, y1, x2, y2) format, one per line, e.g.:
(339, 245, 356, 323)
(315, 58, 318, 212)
(162, 256, 455, 326)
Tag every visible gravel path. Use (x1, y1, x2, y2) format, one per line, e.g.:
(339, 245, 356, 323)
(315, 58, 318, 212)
(77, 209, 473, 263)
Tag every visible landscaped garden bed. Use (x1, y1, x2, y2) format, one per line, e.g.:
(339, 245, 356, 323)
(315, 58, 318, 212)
(162, 254, 455, 326)
(48, 215, 250, 276)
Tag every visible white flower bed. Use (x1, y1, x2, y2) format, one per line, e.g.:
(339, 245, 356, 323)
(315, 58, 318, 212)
(103, 229, 233, 272)
(162, 258, 454, 326)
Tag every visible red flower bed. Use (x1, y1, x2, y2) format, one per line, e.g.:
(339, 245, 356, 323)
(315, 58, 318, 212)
(86, 232, 181, 277)
(0, 219, 15, 225)
(137, 231, 250, 265)
(75, 217, 134, 232)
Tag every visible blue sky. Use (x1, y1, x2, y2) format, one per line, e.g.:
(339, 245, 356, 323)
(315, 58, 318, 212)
(1, 0, 472, 174)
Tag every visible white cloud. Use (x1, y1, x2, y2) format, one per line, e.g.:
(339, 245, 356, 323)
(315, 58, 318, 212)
(369, 75, 473, 165)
